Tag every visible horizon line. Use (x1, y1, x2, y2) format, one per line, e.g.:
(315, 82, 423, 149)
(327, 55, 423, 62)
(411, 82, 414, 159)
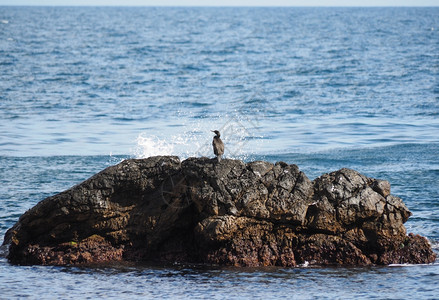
(1, 4, 438, 7)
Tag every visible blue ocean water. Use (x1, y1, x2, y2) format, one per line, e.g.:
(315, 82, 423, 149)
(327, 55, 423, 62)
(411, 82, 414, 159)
(0, 6, 438, 299)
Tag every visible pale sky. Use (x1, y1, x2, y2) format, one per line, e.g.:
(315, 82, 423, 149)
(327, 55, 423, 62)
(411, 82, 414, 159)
(0, 0, 438, 6)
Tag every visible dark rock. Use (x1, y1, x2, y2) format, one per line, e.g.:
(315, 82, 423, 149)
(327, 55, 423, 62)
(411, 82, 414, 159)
(2, 156, 436, 266)
(378, 233, 437, 265)
(12, 234, 124, 265)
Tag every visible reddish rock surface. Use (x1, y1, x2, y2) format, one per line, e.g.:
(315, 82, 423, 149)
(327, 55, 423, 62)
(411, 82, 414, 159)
(2, 156, 436, 266)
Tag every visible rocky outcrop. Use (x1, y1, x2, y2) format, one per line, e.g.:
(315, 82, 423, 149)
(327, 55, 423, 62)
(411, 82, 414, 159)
(2, 156, 436, 266)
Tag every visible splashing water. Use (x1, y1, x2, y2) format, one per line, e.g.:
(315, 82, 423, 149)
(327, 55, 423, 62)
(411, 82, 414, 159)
(132, 116, 263, 161)
(132, 130, 215, 160)
(131, 101, 268, 160)
(132, 134, 175, 158)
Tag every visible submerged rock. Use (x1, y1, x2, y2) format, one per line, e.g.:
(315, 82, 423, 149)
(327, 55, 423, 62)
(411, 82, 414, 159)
(2, 156, 436, 266)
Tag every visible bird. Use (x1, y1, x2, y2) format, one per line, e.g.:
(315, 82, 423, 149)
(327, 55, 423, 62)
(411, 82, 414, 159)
(211, 130, 224, 162)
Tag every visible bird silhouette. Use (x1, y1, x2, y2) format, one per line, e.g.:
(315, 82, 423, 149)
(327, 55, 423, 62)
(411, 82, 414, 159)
(212, 130, 224, 162)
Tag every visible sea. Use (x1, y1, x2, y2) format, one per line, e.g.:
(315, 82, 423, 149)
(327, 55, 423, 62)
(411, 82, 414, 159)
(0, 6, 438, 299)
